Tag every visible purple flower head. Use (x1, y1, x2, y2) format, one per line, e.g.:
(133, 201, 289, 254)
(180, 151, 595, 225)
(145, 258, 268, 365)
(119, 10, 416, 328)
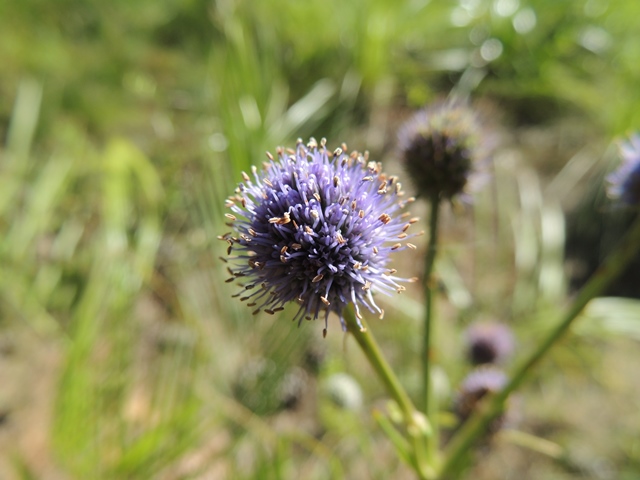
(607, 133, 640, 206)
(463, 321, 515, 365)
(221, 138, 419, 336)
(398, 100, 488, 201)
(454, 367, 507, 427)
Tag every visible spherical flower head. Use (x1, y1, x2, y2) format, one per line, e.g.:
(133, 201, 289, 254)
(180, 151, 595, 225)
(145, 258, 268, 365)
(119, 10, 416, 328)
(398, 101, 486, 200)
(221, 138, 419, 336)
(454, 367, 507, 429)
(463, 321, 515, 365)
(607, 133, 640, 206)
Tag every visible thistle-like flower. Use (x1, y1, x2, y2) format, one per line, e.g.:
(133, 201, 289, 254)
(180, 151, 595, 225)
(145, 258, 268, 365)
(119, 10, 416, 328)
(463, 321, 514, 366)
(398, 101, 486, 200)
(607, 133, 640, 206)
(221, 138, 418, 336)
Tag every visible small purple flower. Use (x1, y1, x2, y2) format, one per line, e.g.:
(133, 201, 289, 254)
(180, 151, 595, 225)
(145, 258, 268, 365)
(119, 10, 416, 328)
(454, 367, 508, 429)
(398, 101, 487, 200)
(221, 138, 418, 336)
(607, 133, 640, 206)
(463, 321, 515, 365)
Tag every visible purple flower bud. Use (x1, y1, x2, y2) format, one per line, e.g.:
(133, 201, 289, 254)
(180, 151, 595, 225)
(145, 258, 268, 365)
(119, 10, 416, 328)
(221, 138, 419, 335)
(463, 321, 515, 365)
(607, 133, 640, 206)
(398, 101, 487, 200)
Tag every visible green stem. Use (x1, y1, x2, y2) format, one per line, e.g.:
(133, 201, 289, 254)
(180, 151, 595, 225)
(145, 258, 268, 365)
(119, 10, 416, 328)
(423, 194, 441, 460)
(343, 308, 434, 479)
(438, 212, 640, 478)
(344, 308, 419, 426)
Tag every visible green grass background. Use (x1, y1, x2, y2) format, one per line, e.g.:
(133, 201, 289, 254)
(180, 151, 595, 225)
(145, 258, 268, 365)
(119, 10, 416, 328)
(1, 0, 640, 478)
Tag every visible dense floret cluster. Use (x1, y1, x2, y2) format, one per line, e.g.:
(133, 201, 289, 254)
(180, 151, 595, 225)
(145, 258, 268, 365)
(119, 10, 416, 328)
(221, 138, 418, 335)
(398, 101, 486, 200)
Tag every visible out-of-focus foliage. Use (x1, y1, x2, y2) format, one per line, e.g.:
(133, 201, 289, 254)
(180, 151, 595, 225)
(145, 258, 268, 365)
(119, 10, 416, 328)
(1, 0, 639, 478)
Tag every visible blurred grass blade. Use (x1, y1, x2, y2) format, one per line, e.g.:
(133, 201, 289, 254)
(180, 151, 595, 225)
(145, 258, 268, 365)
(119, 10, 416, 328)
(545, 146, 603, 201)
(269, 79, 336, 139)
(5, 154, 74, 260)
(0, 78, 42, 216)
(511, 167, 543, 313)
(438, 254, 473, 311)
(579, 297, 640, 340)
(6, 78, 42, 160)
(538, 201, 566, 304)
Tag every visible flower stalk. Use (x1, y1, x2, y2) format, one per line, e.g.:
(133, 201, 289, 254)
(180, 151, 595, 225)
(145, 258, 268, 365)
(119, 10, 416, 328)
(344, 308, 421, 427)
(422, 193, 441, 463)
(344, 307, 434, 479)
